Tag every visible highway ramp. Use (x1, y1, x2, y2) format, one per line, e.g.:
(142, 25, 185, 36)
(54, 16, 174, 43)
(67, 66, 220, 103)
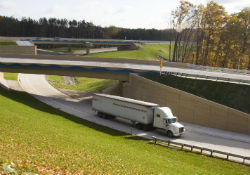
(18, 73, 250, 163)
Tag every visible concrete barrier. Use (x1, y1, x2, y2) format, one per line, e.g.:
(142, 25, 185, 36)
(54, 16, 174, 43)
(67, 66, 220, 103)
(0, 46, 37, 55)
(122, 74, 250, 134)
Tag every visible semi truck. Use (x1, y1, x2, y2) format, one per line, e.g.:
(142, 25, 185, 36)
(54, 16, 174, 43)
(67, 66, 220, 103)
(92, 93, 185, 137)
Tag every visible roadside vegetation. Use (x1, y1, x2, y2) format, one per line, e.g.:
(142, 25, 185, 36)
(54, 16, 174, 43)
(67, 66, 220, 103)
(87, 44, 173, 60)
(0, 87, 249, 174)
(47, 75, 117, 92)
(3, 73, 18, 80)
(170, 1, 250, 69)
(143, 74, 250, 113)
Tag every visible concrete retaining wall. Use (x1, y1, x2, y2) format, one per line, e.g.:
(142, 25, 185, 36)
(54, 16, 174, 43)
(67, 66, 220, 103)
(122, 74, 250, 134)
(0, 46, 37, 55)
(102, 82, 123, 95)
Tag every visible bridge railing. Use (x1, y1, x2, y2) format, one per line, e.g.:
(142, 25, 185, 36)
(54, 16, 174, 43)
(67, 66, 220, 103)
(162, 71, 250, 85)
(187, 64, 250, 75)
(150, 136, 250, 165)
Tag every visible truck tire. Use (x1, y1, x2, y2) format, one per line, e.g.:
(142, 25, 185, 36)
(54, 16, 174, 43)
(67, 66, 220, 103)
(167, 131, 173, 138)
(142, 124, 153, 131)
(97, 112, 103, 117)
(102, 113, 108, 119)
(135, 123, 143, 129)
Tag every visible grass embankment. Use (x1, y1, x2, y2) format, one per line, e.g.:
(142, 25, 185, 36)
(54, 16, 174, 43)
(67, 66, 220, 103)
(87, 44, 173, 60)
(48, 76, 118, 92)
(0, 42, 17, 45)
(3, 73, 18, 80)
(0, 87, 249, 174)
(143, 74, 250, 113)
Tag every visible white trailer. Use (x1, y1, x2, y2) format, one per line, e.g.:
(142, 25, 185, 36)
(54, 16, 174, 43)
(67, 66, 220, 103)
(92, 93, 185, 137)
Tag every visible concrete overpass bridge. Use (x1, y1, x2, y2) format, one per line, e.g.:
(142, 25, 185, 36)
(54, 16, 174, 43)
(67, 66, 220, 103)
(25, 38, 136, 46)
(0, 54, 249, 85)
(0, 55, 159, 81)
(20, 38, 139, 53)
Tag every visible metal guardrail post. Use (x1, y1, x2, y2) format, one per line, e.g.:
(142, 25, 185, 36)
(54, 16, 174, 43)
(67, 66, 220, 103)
(152, 136, 157, 145)
(150, 137, 249, 165)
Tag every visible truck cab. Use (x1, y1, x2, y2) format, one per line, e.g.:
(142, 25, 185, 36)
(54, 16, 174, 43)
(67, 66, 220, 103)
(153, 107, 185, 137)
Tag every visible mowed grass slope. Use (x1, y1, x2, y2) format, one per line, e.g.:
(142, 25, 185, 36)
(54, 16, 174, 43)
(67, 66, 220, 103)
(0, 87, 249, 174)
(47, 76, 118, 92)
(0, 41, 17, 45)
(86, 44, 172, 60)
(3, 73, 18, 80)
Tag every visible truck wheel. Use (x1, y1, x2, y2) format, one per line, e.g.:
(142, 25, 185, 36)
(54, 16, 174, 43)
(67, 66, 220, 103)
(167, 131, 173, 138)
(102, 113, 108, 119)
(142, 124, 153, 131)
(97, 112, 102, 117)
(135, 123, 143, 129)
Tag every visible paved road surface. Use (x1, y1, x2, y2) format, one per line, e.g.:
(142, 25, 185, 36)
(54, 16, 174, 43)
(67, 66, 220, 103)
(18, 73, 250, 163)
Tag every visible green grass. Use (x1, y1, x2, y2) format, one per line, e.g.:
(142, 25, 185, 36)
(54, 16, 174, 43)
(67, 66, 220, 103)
(143, 74, 250, 113)
(0, 87, 249, 174)
(86, 44, 173, 60)
(47, 75, 118, 92)
(3, 73, 18, 80)
(0, 42, 17, 46)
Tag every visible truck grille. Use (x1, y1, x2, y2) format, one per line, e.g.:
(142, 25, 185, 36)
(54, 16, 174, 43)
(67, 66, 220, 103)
(179, 127, 184, 133)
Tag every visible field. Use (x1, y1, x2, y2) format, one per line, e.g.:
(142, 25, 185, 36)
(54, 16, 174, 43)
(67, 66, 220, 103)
(0, 87, 249, 174)
(3, 73, 18, 81)
(0, 42, 17, 45)
(86, 44, 173, 60)
(47, 76, 118, 92)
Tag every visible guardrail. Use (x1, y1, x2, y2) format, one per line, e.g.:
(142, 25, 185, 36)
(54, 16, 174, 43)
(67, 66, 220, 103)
(162, 71, 250, 85)
(187, 64, 250, 75)
(151, 136, 250, 165)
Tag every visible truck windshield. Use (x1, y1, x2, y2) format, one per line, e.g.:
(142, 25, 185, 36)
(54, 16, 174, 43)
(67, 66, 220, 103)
(167, 118, 176, 124)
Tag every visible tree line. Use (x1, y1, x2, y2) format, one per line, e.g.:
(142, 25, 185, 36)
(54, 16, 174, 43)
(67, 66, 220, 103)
(0, 16, 176, 41)
(171, 1, 250, 70)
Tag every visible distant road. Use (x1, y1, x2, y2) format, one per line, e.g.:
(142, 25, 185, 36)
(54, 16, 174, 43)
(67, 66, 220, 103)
(18, 73, 250, 163)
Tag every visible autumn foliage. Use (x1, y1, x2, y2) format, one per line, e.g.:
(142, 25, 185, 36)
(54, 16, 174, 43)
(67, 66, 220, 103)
(171, 1, 250, 69)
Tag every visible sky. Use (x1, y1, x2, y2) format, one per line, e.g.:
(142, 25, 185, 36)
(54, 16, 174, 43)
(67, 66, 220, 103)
(0, 0, 249, 29)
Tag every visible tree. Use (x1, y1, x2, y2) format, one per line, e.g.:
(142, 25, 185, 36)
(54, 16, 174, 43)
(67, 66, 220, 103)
(171, 0, 195, 62)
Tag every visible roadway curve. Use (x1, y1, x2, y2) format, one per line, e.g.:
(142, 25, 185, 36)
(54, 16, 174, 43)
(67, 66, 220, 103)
(18, 73, 250, 163)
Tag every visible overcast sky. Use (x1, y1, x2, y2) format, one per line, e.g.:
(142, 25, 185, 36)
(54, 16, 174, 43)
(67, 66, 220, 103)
(0, 0, 249, 29)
